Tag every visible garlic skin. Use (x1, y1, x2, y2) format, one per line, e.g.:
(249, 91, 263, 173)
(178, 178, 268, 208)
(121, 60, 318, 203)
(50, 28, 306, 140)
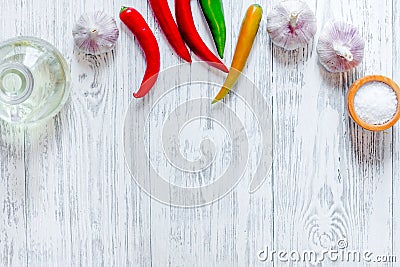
(317, 22, 365, 72)
(72, 11, 119, 55)
(267, 1, 317, 50)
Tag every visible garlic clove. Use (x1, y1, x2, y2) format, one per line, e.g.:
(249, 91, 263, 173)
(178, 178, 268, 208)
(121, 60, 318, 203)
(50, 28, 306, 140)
(267, 1, 317, 50)
(317, 21, 365, 73)
(72, 11, 119, 55)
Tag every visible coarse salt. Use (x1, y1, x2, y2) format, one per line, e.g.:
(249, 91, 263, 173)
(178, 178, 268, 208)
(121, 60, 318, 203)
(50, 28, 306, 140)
(354, 81, 398, 125)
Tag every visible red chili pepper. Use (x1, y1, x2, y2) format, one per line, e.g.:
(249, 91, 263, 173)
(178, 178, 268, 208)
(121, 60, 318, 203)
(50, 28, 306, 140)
(149, 0, 192, 62)
(175, 0, 229, 73)
(120, 6, 161, 98)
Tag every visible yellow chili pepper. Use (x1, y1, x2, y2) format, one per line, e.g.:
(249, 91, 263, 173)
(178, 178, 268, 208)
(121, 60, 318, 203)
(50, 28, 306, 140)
(212, 4, 262, 104)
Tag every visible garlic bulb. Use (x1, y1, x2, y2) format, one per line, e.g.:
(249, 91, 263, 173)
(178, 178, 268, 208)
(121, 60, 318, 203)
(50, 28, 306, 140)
(72, 11, 119, 55)
(317, 22, 365, 72)
(267, 1, 317, 50)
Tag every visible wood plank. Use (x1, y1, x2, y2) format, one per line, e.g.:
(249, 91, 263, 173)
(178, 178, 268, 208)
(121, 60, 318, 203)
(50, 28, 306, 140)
(0, 1, 33, 266)
(392, 0, 400, 264)
(145, 1, 274, 266)
(0, 123, 26, 267)
(271, 0, 394, 266)
(0, 0, 397, 266)
(16, 0, 152, 265)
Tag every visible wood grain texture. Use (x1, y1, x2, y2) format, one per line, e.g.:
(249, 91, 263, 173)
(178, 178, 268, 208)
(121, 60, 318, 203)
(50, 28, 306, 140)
(271, 0, 395, 266)
(0, 0, 398, 266)
(0, 123, 25, 267)
(392, 0, 400, 264)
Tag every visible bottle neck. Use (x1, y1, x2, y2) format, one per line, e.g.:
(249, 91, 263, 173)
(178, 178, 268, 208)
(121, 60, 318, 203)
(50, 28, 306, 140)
(0, 63, 34, 105)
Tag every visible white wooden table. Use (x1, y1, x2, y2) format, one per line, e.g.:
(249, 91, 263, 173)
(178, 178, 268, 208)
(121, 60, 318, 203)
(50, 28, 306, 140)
(1, 0, 399, 266)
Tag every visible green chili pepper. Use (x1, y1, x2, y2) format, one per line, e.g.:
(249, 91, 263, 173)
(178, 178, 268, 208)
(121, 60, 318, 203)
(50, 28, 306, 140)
(199, 0, 226, 59)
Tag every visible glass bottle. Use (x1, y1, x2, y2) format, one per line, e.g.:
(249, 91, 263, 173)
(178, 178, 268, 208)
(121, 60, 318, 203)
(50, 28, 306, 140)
(0, 36, 70, 125)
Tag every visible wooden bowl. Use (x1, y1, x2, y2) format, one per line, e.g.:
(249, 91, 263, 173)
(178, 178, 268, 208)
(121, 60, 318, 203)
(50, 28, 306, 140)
(347, 75, 400, 131)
